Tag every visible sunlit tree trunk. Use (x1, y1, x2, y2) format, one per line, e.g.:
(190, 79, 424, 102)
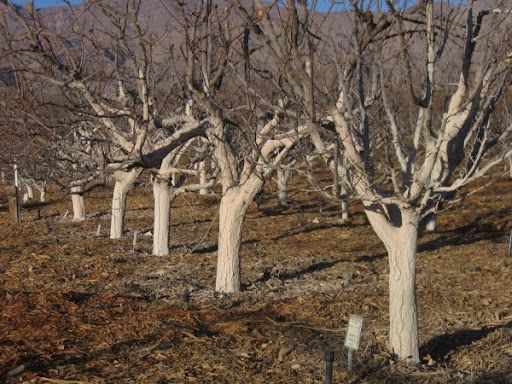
(39, 186, 46, 202)
(366, 206, 420, 363)
(152, 178, 175, 256)
(216, 174, 264, 293)
(26, 184, 34, 199)
(277, 168, 290, 206)
(110, 168, 142, 239)
(71, 185, 85, 221)
(198, 160, 209, 195)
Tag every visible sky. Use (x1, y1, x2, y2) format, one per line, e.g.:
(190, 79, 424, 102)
(11, 0, 85, 7)
(9, 0, 433, 12)
(7, 0, 347, 11)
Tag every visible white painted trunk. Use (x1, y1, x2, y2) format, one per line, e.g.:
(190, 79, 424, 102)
(152, 179, 174, 256)
(71, 186, 85, 221)
(341, 183, 349, 221)
(110, 169, 140, 239)
(26, 184, 34, 199)
(198, 161, 208, 195)
(366, 207, 420, 363)
(425, 214, 436, 232)
(23, 193, 29, 203)
(277, 169, 290, 206)
(216, 175, 264, 293)
(40, 188, 46, 203)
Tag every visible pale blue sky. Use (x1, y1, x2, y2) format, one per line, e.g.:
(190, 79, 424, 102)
(12, 0, 83, 7)
(11, 1, 426, 12)
(10, 0, 345, 11)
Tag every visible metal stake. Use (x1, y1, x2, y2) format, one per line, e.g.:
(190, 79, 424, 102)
(325, 348, 334, 384)
(347, 348, 354, 372)
(508, 229, 512, 257)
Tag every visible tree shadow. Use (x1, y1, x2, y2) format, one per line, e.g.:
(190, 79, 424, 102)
(420, 320, 512, 362)
(469, 367, 512, 383)
(22, 201, 52, 210)
(174, 238, 259, 254)
(254, 200, 346, 219)
(419, 210, 508, 253)
(254, 251, 387, 283)
(272, 219, 364, 241)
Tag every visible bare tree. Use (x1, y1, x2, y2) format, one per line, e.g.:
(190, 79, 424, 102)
(0, 1, 210, 248)
(177, 0, 311, 292)
(239, 0, 512, 362)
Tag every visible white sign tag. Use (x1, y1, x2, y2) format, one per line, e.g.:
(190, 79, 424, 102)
(344, 314, 363, 350)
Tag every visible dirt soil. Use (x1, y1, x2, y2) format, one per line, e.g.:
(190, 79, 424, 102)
(0, 172, 511, 384)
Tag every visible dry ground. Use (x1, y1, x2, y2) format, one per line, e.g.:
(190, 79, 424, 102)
(0, 171, 511, 383)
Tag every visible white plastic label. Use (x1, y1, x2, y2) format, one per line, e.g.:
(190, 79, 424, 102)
(344, 314, 363, 350)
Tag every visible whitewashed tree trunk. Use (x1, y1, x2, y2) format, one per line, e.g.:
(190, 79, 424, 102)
(216, 175, 264, 293)
(366, 206, 420, 363)
(34, 181, 47, 202)
(152, 178, 174, 256)
(40, 186, 46, 203)
(277, 168, 290, 206)
(198, 160, 208, 195)
(26, 184, 34, 199)
(23, 192, 29, 203)
(110, 169, 141, 239)
(341, 183, 349, 221)
(425, 214, 436, 232)
(71, 185, 86, 221)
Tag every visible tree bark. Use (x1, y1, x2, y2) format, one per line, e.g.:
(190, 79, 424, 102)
(366, 206, 420, 363)
(425, 214, 436, 232)
(341, 182, 349, 221)
(110, 168, 141, 239)
(216, 174, 264, 293)
(152, 178, 174, 256)
(40, 188, 46, 203)
(71, 185, 85, 221)
(277, 168, 290, 206)
(26, 184, 34, 199)
(198, 160, 209, 195)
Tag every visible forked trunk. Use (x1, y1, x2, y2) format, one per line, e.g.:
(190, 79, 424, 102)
(71, 185, 85, 221)
(152, 178, 174, 256)
(277, 168, 290, 206)
(216, 175, 264, 293)
(366, 206, 420, 363)
(110, 169, 141, 239)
